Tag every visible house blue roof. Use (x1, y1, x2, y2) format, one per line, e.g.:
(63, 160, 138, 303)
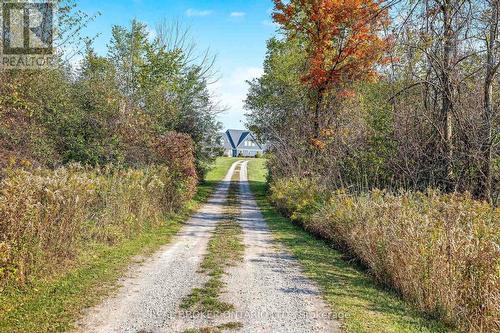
(237, 132, 250, 146)
(223, 129, 264, 150)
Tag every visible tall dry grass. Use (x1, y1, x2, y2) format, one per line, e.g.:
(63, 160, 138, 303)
(0, 164, 195, 289)
(270, 178, 499, 332)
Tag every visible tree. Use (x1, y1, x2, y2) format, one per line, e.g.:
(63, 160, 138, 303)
(0, 16, 222, 180)
(389, 0, 490, 192)
(246, 38, 312, 178)
(106, 20, 222, 176)
(108, 20, 149, 106)
(0, 1, 98, 168)
(479, 0, 500, 201)
(273, 0, 392, 141)
(71, 43, 124, 165)
(248, 0, 498, 200)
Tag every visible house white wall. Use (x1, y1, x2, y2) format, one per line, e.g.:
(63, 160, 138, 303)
(237, 149, 261, 157)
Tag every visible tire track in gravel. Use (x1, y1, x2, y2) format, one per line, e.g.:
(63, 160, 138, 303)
(76, 161, 243, 333)
(218, 161, 342, 333)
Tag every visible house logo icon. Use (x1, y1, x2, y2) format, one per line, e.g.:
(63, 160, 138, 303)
(1, 1, 55, 69)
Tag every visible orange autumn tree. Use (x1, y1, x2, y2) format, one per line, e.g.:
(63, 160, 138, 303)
(273, 0, 391, 148)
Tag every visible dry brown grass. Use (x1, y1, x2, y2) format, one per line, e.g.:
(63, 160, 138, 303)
(0, 164, 195, 289)
(270, 178, 499, 332)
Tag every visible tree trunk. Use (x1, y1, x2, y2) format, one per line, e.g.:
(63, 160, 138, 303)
(314, 87, 325, 139)
(481, 77, 494, 202)
(441, 0, 455, 191)
(479, 0, 499, 202)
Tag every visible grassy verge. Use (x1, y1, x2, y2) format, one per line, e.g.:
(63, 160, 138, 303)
(0, 158, 237, 333)
(246, 159, 458, 333)
(181, 163, 244, 315)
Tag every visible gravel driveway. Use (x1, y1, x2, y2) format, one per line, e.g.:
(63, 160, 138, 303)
(217, 161, 341, 333)
(76, 160, 341, 333)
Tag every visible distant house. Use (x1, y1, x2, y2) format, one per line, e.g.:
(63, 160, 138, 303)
(220, 129, 266, 157)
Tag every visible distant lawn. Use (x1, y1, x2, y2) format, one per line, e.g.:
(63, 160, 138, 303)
(246, 159, 458, 333)
(196, 157, 245, 203)
(0, 158, 238, 333)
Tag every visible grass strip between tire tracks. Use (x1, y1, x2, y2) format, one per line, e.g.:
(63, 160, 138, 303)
(181, 162, 245, 331)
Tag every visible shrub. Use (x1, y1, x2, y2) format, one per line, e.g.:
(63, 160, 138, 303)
(270, 179, 500, 332)
(0, 135, 198, 289)
(270, 177, 326, 222)
(154, 132, 198, 208)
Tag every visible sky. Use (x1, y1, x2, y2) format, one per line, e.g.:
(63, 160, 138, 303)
(77, 0, 278, 130)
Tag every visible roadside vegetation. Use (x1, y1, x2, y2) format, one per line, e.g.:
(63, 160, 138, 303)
(0, 16, 221, 177)
(246, 1, 499, 332)
(0, 134, 197, 289)
(1, 0, 223, 289)
(270, 177, 498, 332)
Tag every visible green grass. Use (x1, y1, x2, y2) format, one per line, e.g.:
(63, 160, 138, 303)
(196, 157, 246, 203)
(181, 164, 244, 315)
(246, 159, 458, 333)
(0, 158, 238, 333)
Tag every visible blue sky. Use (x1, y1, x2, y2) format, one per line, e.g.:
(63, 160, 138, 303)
(78, 0, 278, 130)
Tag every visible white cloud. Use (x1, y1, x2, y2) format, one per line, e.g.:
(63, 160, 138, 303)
(210, 67, 264, 129)
(185, 9, 213, 17)
(230, 12, 246, 18)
